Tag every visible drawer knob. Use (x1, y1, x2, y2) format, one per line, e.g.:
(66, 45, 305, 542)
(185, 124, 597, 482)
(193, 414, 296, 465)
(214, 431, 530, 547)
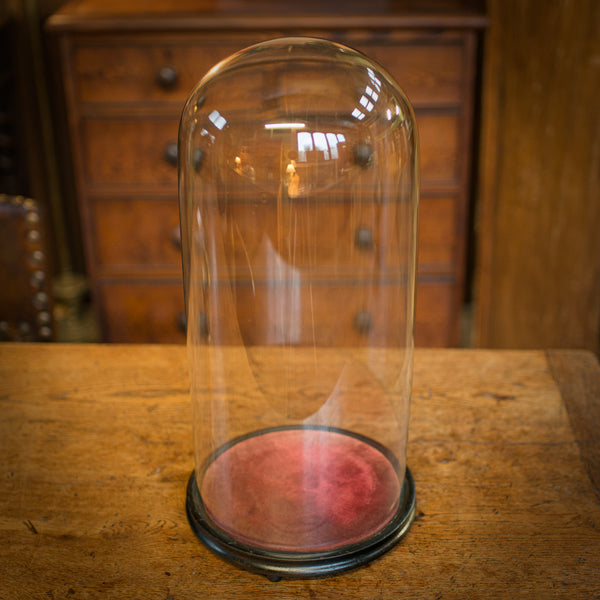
(354, 142, 373, 168)
(353, 310, 372, 335)
(156, 65, 178, 90)
(164, 142, 178, 166)
(176, 311, 209, 337)
(167, 144, 203, 171)
(355, 226, 374, 250)
(198, 311, 209, 337)
(170, 225, 182, 249)
(176, 311, 187, 333)
(192, 148, 204, 172)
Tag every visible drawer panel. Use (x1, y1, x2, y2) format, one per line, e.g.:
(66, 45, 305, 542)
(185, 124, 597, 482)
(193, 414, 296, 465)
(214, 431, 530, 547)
(418, 195, 457, 269)
(83, 118, 178, 186)
(99, 278, 454, 346)
(355, 42, 465, 106)
(228, 280, 411, 347)
(72, 36, 465, 107)
(414, 280, 457, 346)
(417, 113, 460, 185)
(89, 193, 456, 276)
(99, 280, 186, 343)
(221, 198, 456, 276)
(83, 113, 458, 187)
(91, 197, 182, 274)
(72, 40, 248, 105)
(218, 200, 411, 276)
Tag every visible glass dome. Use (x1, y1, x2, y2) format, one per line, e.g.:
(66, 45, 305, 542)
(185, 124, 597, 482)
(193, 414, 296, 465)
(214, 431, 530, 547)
(179, 37, 419, 579)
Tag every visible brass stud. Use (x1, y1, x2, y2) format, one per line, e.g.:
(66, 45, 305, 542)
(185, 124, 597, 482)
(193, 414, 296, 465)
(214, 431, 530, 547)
(39, 326, 52, 339)
(37, 311, 52, 325)
(30, 270, 46, 288)
(33, 291, 48, 310)
(25, 210, 40, 225)
(27, 230, 41, 244)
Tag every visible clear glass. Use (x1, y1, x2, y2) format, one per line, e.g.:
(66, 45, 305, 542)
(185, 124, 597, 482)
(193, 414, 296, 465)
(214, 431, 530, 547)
(180, 37, 418, 579)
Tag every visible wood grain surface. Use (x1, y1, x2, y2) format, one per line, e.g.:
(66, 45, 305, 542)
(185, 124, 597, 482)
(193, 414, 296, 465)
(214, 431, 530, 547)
(1, 343, 599, 599)
(474, 0, 600, 353)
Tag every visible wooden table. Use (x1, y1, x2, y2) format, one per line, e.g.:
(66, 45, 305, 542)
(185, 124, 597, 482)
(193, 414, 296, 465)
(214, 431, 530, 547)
(1, 344, 599, 598)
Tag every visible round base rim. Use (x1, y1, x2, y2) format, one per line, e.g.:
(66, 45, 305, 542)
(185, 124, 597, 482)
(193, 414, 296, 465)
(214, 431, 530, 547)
(185, 429, 416, 580)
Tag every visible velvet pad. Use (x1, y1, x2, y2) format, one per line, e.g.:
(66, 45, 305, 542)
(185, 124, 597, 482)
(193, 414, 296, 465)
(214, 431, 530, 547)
(201, 428, 401, 552)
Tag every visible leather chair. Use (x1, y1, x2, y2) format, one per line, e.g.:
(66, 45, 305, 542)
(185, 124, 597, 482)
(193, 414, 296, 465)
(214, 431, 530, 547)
(0, 194, 54, 341)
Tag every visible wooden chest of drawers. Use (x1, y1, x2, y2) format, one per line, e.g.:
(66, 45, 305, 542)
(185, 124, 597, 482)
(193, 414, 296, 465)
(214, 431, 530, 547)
(47, 0, 486, 345)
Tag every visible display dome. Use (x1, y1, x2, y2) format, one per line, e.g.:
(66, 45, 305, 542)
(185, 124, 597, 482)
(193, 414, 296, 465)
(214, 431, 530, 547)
(179, 36, 419, 579)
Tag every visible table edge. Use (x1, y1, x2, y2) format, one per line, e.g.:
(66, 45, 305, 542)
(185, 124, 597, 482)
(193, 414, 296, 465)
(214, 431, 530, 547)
(546, 349, 600, 502)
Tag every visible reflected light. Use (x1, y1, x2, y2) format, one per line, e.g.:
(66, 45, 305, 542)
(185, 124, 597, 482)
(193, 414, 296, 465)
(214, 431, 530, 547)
(209, 110, 227, 130)
(359, 95, 374, 112)
(265, 122, 306, 130)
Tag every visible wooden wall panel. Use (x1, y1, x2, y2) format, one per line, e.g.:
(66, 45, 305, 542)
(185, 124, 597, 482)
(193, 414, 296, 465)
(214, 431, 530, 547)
(474, 0, 600, 353)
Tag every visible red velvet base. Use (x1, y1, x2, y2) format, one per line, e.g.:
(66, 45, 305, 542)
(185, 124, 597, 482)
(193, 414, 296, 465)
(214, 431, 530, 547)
(201, 428, 401, 552)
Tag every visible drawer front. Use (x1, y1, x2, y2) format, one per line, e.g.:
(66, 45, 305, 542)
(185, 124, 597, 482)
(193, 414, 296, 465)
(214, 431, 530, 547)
(418, 195, 458, 271)
(82, 118, 178, 186)
(72, 35, 465, 108)
(72, 42, 232, 105)
(82, 113, 458, 187)
(231, 280, 455, 347)
(228, 280, 410, 347)
(355, 41, 465, 106)
(218, 199, 411, 276)
(418, 113, 460, 185)
(88, 194, 456, 276)
(99, 280, 186, 343)
(91, 197, 182, 275)
(414, 280, 457, 347)
(98, 278, 454, 346)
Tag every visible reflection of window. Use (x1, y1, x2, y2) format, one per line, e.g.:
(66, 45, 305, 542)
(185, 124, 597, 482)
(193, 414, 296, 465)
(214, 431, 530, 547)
(359, 95, 374, 112)
(367, 68, 382, 91)
(352, 69, 382, 121)
(208, 110, 227, 130)
(296, 131, 343, 161)
(365, 85, 379, 102)
(326, 133, 339, 159)
(297, 131, 313, 161)
(313, 132, 328, 159)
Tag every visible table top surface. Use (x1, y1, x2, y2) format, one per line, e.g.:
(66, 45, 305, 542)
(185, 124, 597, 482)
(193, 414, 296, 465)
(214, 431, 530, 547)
(1, 343, 599, 599)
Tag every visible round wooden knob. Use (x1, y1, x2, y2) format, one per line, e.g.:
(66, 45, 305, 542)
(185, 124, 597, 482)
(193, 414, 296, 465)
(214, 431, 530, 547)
(192, 148, 204, 172)
(355, 226, 374, 250)
(170, 225, 182, 249)
(176, 311, 187, 333)
(156, 65, 178, 90)
(198, 311, 209, 337)
(354, 142, 373, 168)
(164, 142, 178, 166)
(177, 311, 209, 337)
(353, 310, 372, 335)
